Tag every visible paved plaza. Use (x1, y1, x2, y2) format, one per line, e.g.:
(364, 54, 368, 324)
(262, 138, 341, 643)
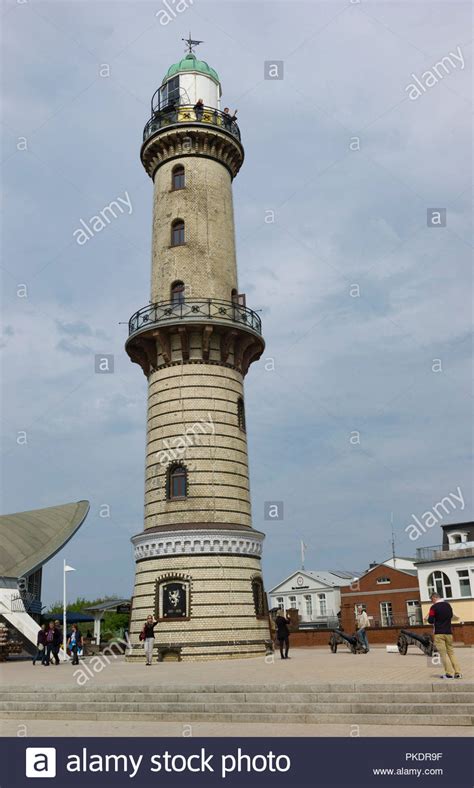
(1, 647, 472, 737)
(1, 645, 472, 687)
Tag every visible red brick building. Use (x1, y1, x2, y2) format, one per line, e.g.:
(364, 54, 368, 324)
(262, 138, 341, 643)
(339, 563, 421, 631)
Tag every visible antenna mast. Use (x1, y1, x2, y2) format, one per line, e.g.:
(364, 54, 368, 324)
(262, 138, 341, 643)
(391, 512, 396, 569)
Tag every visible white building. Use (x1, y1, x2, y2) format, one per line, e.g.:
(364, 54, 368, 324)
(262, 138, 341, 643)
(415, 522, 474, 622)
(268, 569, 356, 627)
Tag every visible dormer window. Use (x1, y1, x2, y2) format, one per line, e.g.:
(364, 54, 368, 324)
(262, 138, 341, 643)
(448, 531, 467, 546)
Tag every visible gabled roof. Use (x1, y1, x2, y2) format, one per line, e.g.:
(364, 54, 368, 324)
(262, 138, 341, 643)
(0, 501, 90, 578)
(269, 568, 357, 594)
(381, 556, 417, 562)
(351, 562, 418, 582)
(84, 599, 130, 613)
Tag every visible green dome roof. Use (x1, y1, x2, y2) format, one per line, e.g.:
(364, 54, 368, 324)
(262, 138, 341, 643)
(162, 53, 220, 84)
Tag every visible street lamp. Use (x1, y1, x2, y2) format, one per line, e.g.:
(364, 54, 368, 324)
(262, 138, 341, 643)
(63, 560, 76, 657)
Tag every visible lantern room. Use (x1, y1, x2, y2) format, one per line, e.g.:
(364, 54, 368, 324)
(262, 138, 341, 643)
(151, 52, 221, 114)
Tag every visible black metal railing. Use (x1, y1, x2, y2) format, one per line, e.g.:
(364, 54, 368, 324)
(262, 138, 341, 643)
(128, 298, 262, 337)
(143, 104, 241, 143)
(11, 592, 42, 615)
(371, 614, 423, 628)
(415, 543, 474, 562)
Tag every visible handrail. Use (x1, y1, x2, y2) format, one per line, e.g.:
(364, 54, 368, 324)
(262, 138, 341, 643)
(143, 104, 241, 143)
(128, 298, 261, 337)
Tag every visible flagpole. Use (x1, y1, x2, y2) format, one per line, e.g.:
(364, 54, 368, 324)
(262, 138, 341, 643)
(63, 559, 67, 656)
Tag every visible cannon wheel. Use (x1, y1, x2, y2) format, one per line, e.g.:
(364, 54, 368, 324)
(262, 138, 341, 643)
(329, 636, 338, 653)
(397, 634, 408, 655)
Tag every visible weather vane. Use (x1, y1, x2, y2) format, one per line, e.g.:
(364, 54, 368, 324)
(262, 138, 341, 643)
(182, 33, 203, 54)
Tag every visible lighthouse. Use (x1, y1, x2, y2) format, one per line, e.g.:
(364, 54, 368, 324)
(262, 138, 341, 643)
(126, 39, 269, 661)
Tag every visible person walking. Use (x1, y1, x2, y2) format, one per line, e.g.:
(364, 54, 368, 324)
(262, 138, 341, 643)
(67, 623, 82, 666)
(355, 606, 370, 652)
(426, 592, 462, 679)
(51, 620, 62, 665)
(275, 610, 291, 660)
(32, 624, 47, 665)
(44, 621, 56, 665)
(141, 615, 158, 665)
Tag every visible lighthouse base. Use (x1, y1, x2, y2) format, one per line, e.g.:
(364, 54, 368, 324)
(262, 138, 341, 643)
(127, 532, 270, 662)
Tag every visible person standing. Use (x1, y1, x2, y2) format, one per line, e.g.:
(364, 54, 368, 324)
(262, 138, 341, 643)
(32, 624, 47, 665)
(51, 620, 62, 665)
(275, 610, 291, 660)
(355, 605, 370, 652)
(222, 107, 237, 131)
(426, 592, 462, 679)
(193, 98, 204, 122)
(67, 623, 82, 666)
(141, 615, 158, 665)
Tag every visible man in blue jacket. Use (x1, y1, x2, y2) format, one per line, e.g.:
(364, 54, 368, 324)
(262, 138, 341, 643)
(427, 592, 462, 679)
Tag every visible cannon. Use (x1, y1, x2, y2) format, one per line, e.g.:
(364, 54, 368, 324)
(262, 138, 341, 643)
(329, 629, 368, 654)
(397, 629, 436, 657)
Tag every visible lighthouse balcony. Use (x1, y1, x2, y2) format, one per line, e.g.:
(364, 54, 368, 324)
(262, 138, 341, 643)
(143, 104, 241, 143)
(128, 298, 261, 338)
(125, 298, 264, 376)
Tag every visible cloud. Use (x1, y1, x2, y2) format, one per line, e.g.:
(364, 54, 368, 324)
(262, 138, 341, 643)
(1, 1, 471, 603)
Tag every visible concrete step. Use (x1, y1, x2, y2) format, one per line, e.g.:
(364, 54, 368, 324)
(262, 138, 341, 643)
(3, 691, 473, 704)
(7, 682, 474, 694)
(0, 710, 471, 726)
(1, 700, 472, 714)
(2, 683, 472, 726)
(0, 689, 474, 703)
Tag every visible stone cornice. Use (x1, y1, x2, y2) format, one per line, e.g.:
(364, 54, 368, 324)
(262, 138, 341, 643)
(140, 125, 244, 180)
(125, 322, 264, 378)
(132, 527, 265, 562)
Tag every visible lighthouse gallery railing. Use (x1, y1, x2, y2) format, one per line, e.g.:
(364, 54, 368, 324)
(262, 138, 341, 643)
(128, 298, 262, 337)
(143, 105, 241, 143)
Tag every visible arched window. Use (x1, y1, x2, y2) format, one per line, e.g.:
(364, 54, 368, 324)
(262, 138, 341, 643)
(427, 571, 452, 599)
(237, 397, 246, 432)
(171, 280, 185, 305)
(172, 165, 185, 190)
(252, 577, 266, 618)
(171, 219, 185, 246)
(231, 288, 238, 303)
(167, 463, 187, 500)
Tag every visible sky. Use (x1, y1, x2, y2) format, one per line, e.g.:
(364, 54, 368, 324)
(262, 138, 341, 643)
(1, 0, 472, 607)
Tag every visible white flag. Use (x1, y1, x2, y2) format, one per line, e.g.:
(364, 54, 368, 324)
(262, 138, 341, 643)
(300, 541, 308, 567)
(64, 564, 76, 572)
